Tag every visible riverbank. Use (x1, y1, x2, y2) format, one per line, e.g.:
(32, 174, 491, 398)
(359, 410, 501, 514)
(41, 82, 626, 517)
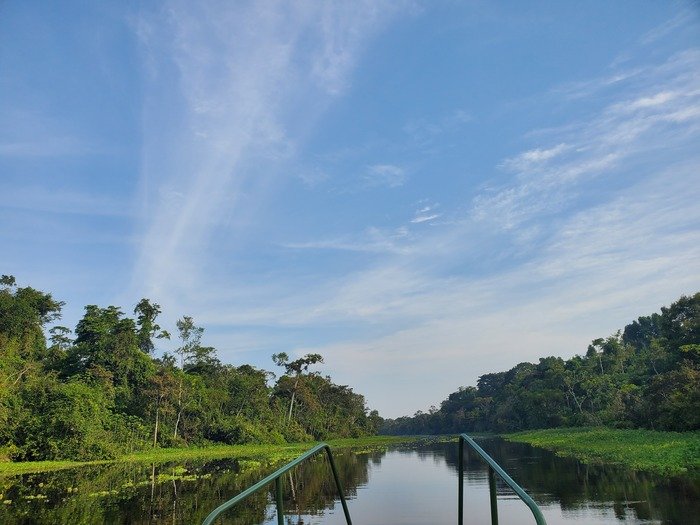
(505, 427, 700, 476)
(0, 435, 420, 477)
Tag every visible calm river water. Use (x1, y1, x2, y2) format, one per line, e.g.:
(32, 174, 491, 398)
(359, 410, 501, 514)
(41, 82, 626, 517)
(0, 438, 697, 524)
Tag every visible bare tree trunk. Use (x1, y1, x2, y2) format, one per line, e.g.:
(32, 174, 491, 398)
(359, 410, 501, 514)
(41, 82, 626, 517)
(10, 365, 31, 386)
(288, 471, 296, 505)
(287, 375, 300, 423)
(172, 470, 178, 525)
(174, 377, 183, 440)
(153, 398, 160, 447)
(651, 358, 660, 376)
(150, 463, 156, 509)
(569, 388, 584, 413)
(174, 409, 182, 440)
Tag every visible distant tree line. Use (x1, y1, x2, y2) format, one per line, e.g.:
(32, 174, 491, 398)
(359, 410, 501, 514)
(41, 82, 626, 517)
(382, 293, 699, 435)
(0, 275, 381, 461)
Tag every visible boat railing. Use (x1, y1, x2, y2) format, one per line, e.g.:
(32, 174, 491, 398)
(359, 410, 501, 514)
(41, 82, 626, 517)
(458, 433, 547, 524)
(201, 442, 352, 525)
(203, 434, 547, 524)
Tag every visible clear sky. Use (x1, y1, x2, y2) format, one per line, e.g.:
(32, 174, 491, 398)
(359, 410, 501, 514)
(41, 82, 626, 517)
(1, 1, 699, 418)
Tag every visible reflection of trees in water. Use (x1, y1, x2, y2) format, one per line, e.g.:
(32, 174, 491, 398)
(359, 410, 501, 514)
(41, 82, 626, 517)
(435, 438, 700, 525)
(276, 449, 372, 523)
(2, 442, 697, 524)
(0, 450, 378, 525)
(0, 459, 272, 524)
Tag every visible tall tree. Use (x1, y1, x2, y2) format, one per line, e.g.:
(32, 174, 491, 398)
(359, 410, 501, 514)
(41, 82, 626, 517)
(133, 299, 170, 354)
(0, 274, 63, 360)
(1, 277, 380, 459)
(173, 316, 215, 440)
(175, 316, 203, 371)
(0, 275, 63, 447)
(65, 305, 153, 414)
(146, 355, 178, 447)
(272, 352, 324, 423)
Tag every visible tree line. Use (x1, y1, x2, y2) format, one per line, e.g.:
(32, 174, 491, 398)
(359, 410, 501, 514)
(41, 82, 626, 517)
(381, 293, 699, 435)
(0, 275, 381, 461)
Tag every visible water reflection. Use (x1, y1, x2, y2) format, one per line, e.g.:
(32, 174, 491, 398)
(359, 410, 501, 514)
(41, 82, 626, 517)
(0, 438, 697, 524)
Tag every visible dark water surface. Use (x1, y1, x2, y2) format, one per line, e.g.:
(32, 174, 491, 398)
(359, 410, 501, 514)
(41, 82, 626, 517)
(0, 438, 697, 524)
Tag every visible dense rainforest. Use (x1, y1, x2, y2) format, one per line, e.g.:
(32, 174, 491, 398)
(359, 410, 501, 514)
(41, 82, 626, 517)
(0, 275, 381, 461)
(2, 274, 698, 463)
(382, 292, 700, 435)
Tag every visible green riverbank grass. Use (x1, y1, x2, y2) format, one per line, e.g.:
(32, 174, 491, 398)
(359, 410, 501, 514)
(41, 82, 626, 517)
(0, 435, 420, 477)
(506, 427, 700, 476)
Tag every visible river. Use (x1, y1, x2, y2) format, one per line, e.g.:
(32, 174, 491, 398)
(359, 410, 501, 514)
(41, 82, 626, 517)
(0, 437, 697, 524)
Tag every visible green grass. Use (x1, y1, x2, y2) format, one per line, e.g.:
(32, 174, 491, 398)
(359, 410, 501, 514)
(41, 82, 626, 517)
(0, 435, 420, 477)
(505, 427, 700, 477)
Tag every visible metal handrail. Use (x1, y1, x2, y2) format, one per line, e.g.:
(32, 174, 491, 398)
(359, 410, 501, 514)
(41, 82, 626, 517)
(202, 442, 352, 525)
(458, 433, 547, 525)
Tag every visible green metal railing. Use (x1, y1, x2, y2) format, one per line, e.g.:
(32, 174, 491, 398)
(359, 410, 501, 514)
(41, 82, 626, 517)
(458, 433, 547, 525)
(202, 442, 352, 525)
(203, 435, 545, 525)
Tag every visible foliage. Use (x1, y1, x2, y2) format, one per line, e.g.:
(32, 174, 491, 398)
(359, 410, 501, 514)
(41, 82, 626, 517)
(0, 275, 379, 462)
(4, 272, 696, 465)
(0, 435, 419, 477)
(10, 377, 120, 461)
(382, 292, 700, 436)
(505, 427, 700, 476)
(0, 435, 427, 525)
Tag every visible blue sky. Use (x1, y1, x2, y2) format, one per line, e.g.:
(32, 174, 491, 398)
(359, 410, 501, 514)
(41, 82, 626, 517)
(1, 1, 699, 417)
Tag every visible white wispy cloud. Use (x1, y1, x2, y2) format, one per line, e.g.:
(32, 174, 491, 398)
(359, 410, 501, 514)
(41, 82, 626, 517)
(639, 10, 696, 46)
(473, 49, 700, 231)
(297, 167, 330, 188)
(288, 161, 700, 415)
(409, 201, 441, 224)
(556, 11, 699, 99)
(625, 91, 677, 110)
(411, 214, 439, 224)
(283, 226, 413, 255)
(365, 163, 406, 188)
(499, 143, 570, 172)
(129, 1, 404, 303)
(552, 68, 645, 100)
(191, 42, 700, 416)
(310, 3, 402, 95)
(121, 5, 700, 418)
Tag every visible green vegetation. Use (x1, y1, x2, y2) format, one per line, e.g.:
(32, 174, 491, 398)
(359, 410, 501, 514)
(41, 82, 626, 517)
(0, 435, 418, 477)
(3, 270, 698, 481)
(382, 292, 699, 437)
(0, 438, 397, 525)
(505, 427, 700, 476)
(0, 275, 383, 463)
